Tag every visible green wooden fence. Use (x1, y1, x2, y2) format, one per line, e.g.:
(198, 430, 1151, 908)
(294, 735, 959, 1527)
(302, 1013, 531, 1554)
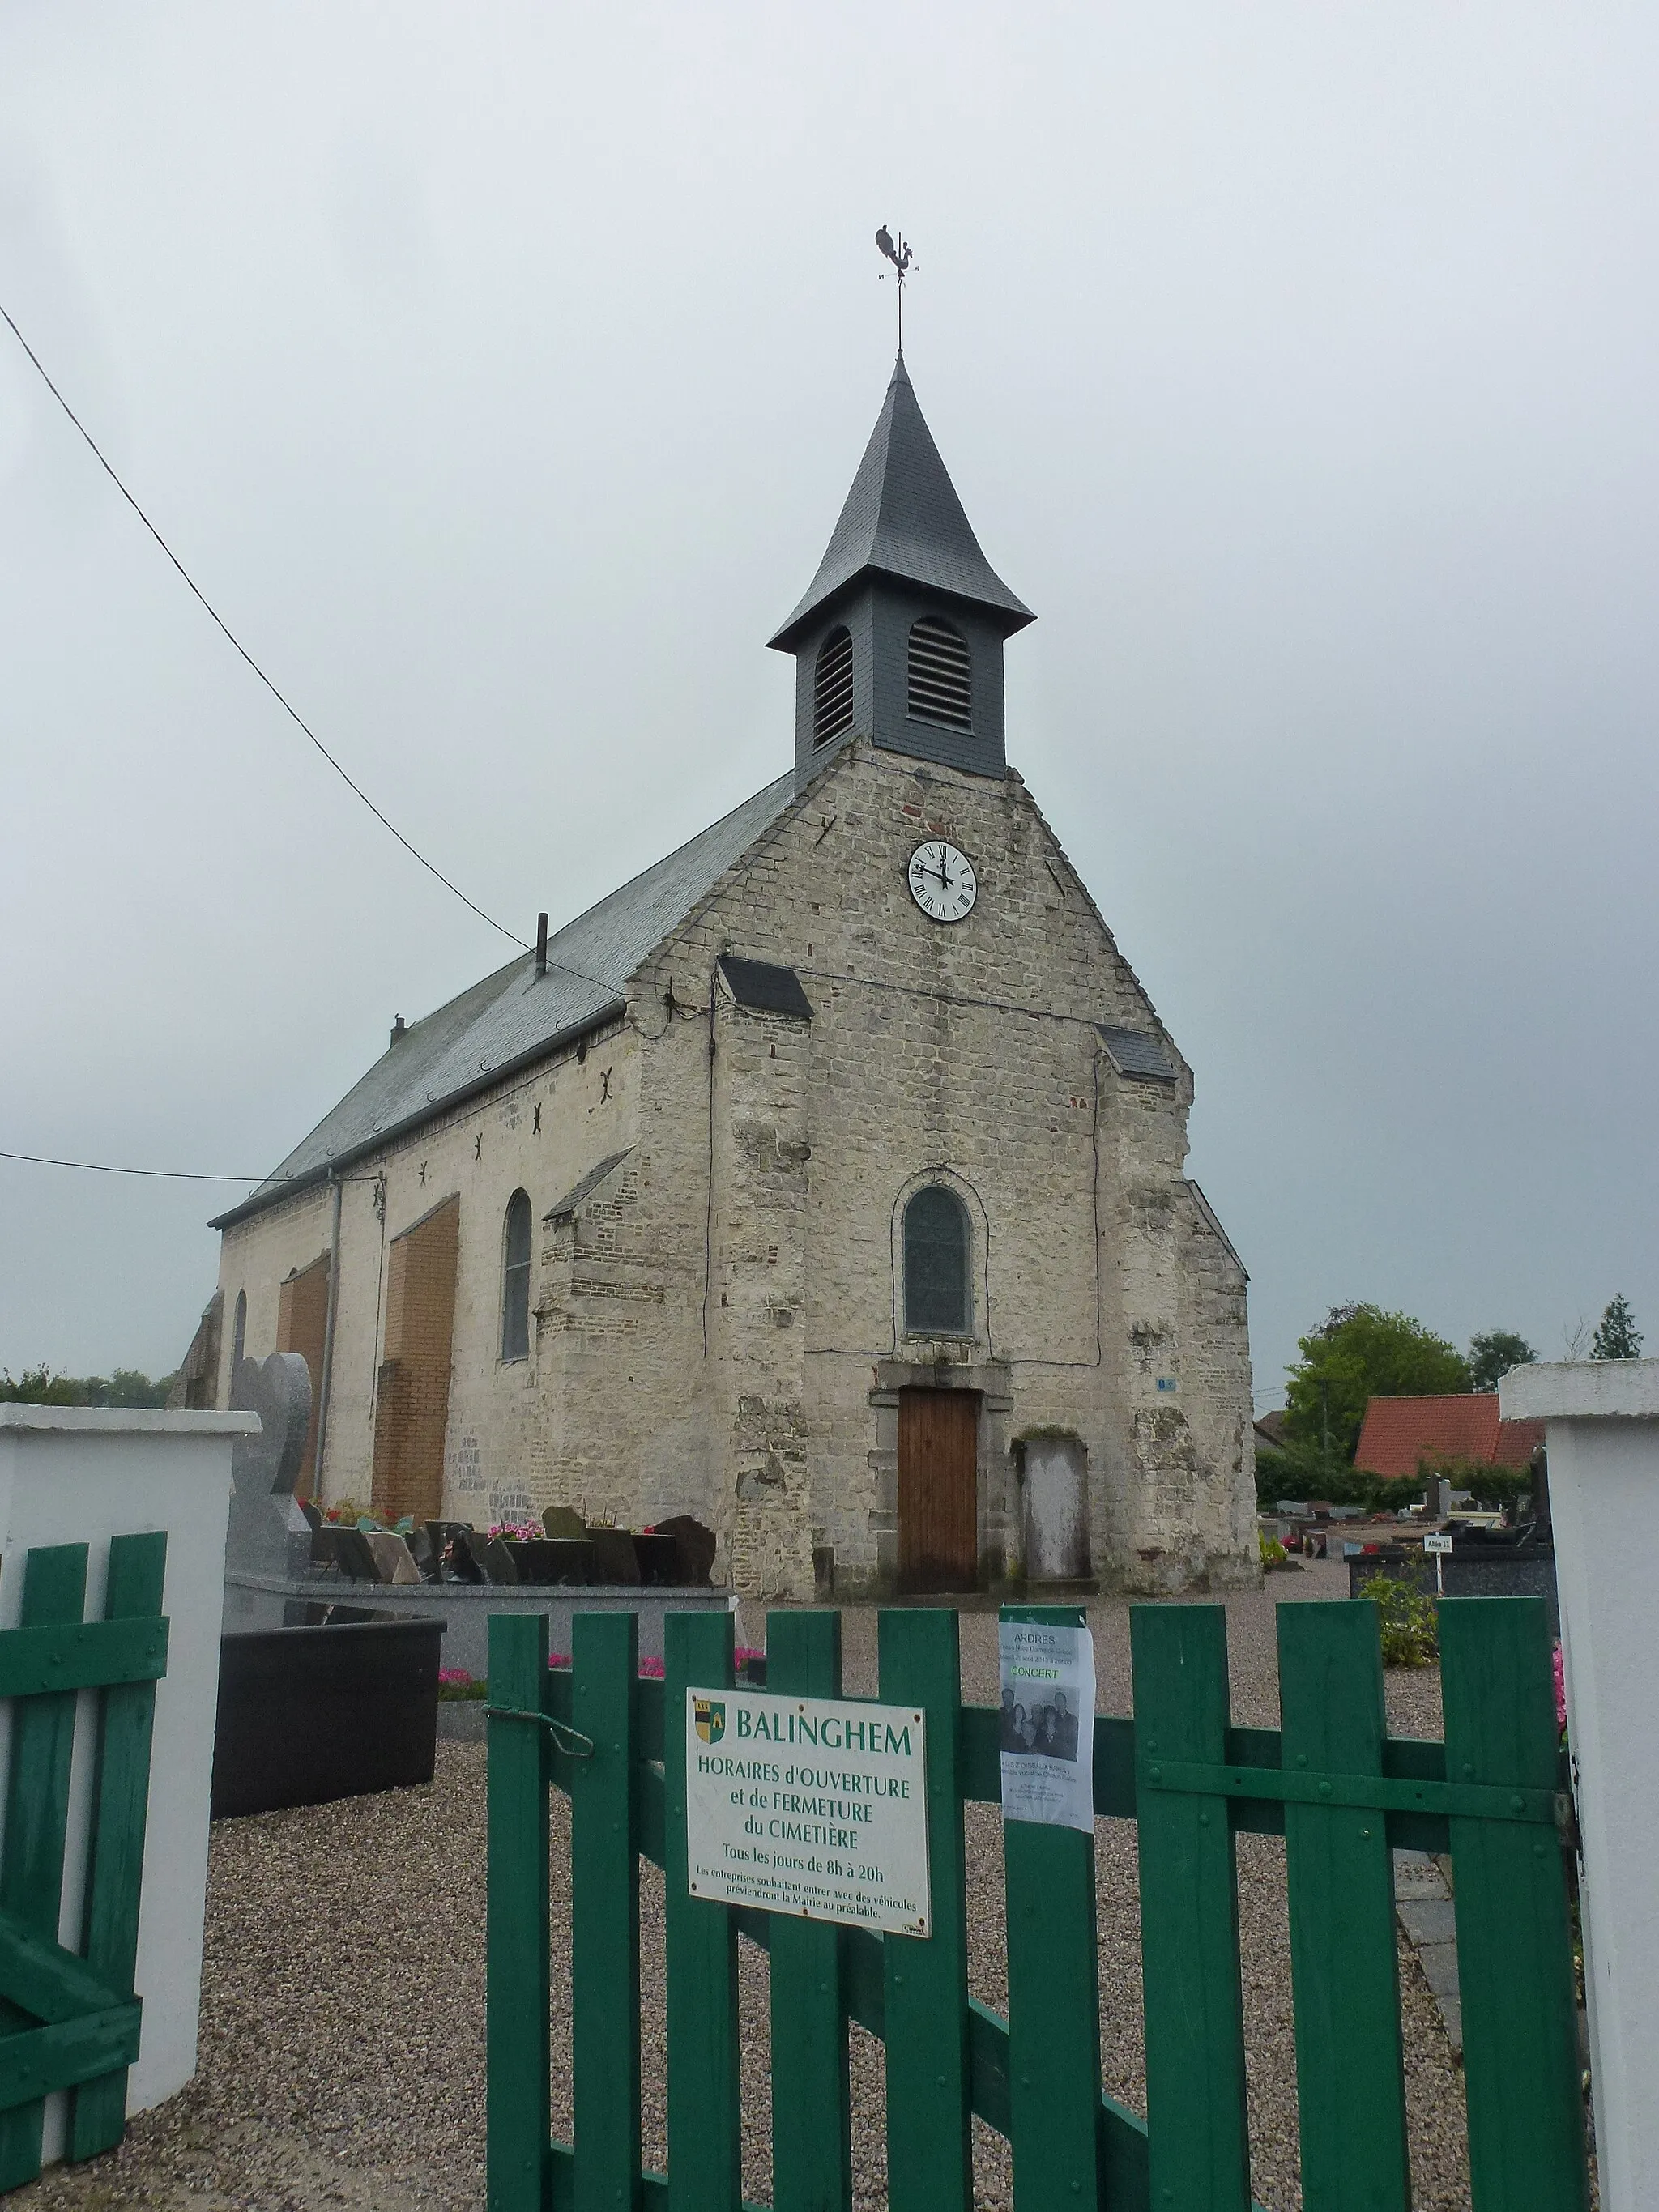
(0, 1535, 169, 2192)
(487, 1596, 1586, 2212)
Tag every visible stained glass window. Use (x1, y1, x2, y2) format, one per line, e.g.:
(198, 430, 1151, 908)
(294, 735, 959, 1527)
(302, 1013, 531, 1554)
(501, 1190, 532, 1361)
(903, 1184, 970, 1335)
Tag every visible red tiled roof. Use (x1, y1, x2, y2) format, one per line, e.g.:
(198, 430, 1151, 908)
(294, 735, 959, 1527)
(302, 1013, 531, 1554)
(1354, 1396, 1544, 1480)
(1497, 1417, 1546, 1467)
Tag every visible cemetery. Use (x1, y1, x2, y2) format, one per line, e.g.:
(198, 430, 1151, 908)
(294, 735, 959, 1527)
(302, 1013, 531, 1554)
(5, 1357, 1656, 2210)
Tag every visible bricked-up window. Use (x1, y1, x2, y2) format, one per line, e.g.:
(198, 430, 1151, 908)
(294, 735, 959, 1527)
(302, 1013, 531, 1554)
(812, 625, 854, 744)
(903, 1185, 970, 1335)
(276, 1254, 330, 1499)
(906, 616, 971, 732)
(501, 1189, 532, 1362)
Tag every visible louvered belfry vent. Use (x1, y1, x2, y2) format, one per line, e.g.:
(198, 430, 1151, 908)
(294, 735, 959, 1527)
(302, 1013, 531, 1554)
(907, 616, 972, 732)
(812, 626, 855, 744)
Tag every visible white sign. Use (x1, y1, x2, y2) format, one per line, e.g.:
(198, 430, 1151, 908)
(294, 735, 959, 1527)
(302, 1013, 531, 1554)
(684, 1688, 931, 1936)
(1424, 1532, 1453, 1555)
(998, 1613, 1095, 1833)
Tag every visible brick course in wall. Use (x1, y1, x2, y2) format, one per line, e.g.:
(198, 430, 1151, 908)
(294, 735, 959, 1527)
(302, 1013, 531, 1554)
(371, 1191, 460, 1524)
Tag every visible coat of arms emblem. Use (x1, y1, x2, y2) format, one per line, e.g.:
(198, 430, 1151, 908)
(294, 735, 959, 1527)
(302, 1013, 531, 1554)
(693, 1698, 726, 1745)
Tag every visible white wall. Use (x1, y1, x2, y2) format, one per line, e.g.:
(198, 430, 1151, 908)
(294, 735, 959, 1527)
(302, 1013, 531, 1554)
(0, 1405, 256, 2155)
(1500, 1359, 1659, 2212)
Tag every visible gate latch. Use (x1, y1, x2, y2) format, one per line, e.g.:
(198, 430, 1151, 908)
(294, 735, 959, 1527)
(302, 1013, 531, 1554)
(485, 1706, 595, 1758)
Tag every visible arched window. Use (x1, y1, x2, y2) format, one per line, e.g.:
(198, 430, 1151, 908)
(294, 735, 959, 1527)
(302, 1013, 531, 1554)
(501, 1191, 532, 1362)
(907, 616, 971, 732)
(813, 625, 855, 744)
(231, 1289, 247, 1375)
(903, 1185, 970, 1335)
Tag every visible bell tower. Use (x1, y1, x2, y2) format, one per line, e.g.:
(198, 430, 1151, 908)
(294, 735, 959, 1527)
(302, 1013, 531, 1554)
(768, 356, 1034, 782)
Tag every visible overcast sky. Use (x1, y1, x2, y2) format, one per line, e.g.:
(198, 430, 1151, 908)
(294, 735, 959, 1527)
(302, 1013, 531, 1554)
(3, 5, 1656, 1408)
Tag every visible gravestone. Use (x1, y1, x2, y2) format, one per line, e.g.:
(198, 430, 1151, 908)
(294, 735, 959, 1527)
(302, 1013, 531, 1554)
(654, 1513, 717, 1585)
(225, 1352, 313, 1589)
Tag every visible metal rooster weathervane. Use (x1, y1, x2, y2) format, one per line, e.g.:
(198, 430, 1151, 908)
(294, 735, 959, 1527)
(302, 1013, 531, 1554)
(876, 226, 917, 356)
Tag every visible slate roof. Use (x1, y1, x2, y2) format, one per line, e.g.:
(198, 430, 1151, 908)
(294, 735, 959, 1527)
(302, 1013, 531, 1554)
(1353, 1395, 1546, 1480)
(545, 1150, 633, 1224)
(211, 769, 800, 1229)
(1098, 1026, 1178, 1083)
(767, 356, 1034, 651)
(717, 955, 814, 1022)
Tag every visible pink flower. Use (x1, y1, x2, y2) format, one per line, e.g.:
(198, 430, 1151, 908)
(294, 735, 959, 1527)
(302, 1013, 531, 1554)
(438, 1667, 472, 1686)
(1553, 1643, 1567, 1735)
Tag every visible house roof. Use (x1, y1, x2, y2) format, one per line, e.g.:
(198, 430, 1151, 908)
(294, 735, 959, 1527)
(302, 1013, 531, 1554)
(1353, 1394, 1546, 1480)
(211, 768, 800, 1230)
(767, 356, 1034, 651)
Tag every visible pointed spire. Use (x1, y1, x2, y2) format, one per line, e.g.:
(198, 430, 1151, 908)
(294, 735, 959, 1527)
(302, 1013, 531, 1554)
(767, 357, 1033, 652)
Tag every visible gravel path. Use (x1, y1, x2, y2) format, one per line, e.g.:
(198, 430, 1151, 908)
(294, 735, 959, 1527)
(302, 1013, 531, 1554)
(20, 1565, 1484, 2211)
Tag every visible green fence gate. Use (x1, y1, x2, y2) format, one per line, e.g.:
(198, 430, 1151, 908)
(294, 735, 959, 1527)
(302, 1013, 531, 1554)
(487, 1596, 1587, 2211)
(0, 1535, 169, 2192)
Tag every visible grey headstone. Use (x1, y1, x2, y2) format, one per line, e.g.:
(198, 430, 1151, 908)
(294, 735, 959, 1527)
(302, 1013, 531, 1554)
(1397, 1898, 1458, 1950)
(1415, 1941, 1462, 2003)
(226, 1352, 313, 1583)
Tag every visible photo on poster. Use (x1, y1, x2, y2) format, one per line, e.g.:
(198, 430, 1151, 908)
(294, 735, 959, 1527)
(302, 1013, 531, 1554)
(998, 1610, 1095, 1832)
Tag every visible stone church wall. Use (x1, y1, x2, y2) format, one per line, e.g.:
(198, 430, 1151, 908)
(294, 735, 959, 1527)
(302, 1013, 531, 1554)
(636, 739, 1257, 1596)
(211, 738, 1254, 1596)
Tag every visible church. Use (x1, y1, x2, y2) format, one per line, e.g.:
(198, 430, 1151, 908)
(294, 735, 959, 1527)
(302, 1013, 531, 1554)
(196, 354, 1258, 1599)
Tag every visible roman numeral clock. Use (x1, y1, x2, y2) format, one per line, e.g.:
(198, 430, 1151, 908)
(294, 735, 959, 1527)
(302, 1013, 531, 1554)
(907, 840, 978, 923)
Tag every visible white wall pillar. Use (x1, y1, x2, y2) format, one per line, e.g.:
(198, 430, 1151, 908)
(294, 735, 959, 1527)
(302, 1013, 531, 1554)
(1499, 1359, 1659, 2212)
(0, 1404, 257, 2150)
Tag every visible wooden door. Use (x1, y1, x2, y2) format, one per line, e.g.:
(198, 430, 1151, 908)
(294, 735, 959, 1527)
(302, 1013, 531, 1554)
(898, 1389, 979, 1593)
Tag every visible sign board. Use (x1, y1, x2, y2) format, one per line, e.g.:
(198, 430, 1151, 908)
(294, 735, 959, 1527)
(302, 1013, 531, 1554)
(684, 1689, 930, 1936)
(1424, 1532, 1453, 1555)
(998, 1612, 1096, 1833)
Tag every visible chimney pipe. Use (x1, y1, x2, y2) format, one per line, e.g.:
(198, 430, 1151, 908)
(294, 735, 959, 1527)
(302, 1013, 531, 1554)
(535, 913, 548, 978)
(390, 1015, 406, 1046)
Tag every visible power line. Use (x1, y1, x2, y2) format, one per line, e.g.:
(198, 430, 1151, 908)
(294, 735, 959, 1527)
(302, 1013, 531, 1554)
(0, 1149, 259, 1183)
(0, 298, 528, 950)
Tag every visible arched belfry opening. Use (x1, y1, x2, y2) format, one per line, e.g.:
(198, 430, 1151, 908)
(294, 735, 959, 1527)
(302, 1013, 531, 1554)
(768, 356, 1034, 781)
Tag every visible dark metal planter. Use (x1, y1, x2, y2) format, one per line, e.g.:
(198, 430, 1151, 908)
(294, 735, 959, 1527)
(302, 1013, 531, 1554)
(1347, 1543, 1559, 1634)
(212, 1604, 445, 1819)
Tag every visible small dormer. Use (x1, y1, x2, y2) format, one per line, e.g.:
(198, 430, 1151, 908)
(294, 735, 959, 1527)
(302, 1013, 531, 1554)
(768, 356, 1034, 782)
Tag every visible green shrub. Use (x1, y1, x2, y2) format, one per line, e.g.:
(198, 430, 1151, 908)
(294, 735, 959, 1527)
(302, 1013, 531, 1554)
(1258, 1529, 1289, 1568)
(1358, 1573, 1439, 1667)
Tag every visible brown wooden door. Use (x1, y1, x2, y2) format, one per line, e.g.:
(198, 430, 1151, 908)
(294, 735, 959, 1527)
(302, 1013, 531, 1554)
(898, 1389, 979, 1593)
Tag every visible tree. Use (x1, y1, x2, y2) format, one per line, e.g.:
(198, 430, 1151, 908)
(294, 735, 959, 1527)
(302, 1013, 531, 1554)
(0, 1366, 82, 1405)
(0, 1366, 173, 1407)
(1468, 1330, 1537, 1393)
(1591, 1295, 1643, 1362)
(1283, 1304, 1471, 1465)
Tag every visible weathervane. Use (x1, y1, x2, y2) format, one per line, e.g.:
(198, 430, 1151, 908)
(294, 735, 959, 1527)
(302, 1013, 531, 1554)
(875, 227, 917, 355)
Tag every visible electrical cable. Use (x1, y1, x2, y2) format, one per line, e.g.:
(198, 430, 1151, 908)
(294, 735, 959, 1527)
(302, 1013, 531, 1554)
(0, 298, 528, 949)
(0, 1149, 260, 1182)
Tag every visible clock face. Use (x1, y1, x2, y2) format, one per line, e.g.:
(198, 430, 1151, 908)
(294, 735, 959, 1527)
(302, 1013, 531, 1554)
(907, 840, 978, 923)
